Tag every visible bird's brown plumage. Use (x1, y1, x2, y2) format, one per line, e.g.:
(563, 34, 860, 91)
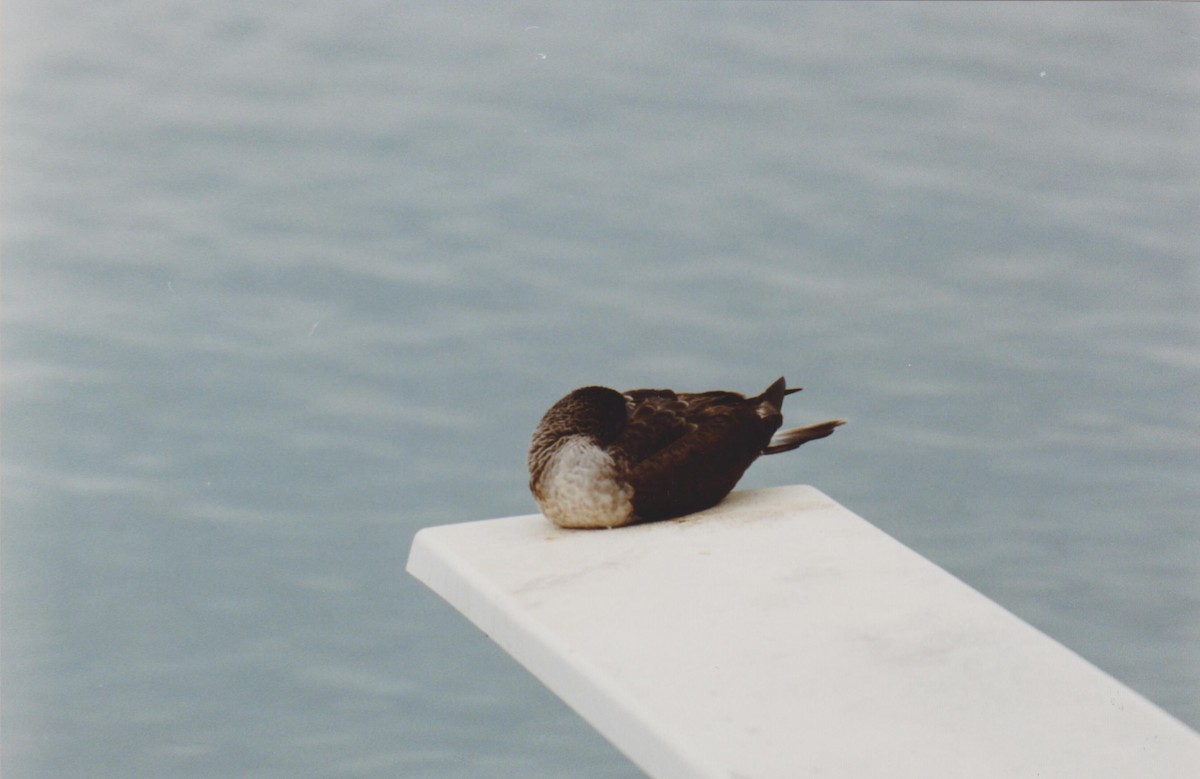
(528, 377, 844, 528)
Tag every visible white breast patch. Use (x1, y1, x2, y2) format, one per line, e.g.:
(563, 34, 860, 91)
(535, 436, 635, 529)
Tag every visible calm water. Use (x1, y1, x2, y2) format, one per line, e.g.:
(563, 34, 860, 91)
(4, 3, 1198, 777)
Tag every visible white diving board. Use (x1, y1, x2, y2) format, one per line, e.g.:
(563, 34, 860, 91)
(407, 485, 1200, 778)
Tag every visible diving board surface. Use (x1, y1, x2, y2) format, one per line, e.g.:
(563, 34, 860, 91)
(407, 485, 1200, 778)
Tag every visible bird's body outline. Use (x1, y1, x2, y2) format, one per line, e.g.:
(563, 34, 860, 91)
(528, 377, 844, 529)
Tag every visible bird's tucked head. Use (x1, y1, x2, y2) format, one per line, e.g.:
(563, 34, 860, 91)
(528, 386, 629, 492)
(531, 385, 628, 446)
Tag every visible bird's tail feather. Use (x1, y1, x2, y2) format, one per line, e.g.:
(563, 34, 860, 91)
(759, 377, 803, 410)
(764, 419, 845, 454)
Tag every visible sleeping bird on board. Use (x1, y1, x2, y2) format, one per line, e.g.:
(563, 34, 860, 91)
(528, 377, 844, 529)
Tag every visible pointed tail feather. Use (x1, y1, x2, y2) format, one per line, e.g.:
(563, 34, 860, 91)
(759, 377, 803, 409)
(760, 377, 787, 409)
(764, 419, 845, 454)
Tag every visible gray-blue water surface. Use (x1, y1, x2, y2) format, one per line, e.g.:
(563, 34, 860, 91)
(4, 3, 1197, 777)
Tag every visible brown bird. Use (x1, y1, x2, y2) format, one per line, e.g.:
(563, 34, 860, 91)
(528, 377, 844, 529)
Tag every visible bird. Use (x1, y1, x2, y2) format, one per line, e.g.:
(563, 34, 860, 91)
(528, 377, 844, 529)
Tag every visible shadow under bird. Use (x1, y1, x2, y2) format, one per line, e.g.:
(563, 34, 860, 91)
(528, 377, 844, 529)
